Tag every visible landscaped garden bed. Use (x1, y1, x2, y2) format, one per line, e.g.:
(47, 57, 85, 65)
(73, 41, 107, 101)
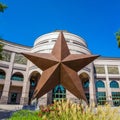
(9, 100, 120, 120)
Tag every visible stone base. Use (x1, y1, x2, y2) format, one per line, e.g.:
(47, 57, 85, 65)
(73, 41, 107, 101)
(89, 99, 96, 106)
(37, 94, 47, 107)
(66, 90, 80, 103)
(106, 100, 113, 106)
(20, 97, 29, 105)
(47, 91, 52, 105)
(0, 96, 8, 104)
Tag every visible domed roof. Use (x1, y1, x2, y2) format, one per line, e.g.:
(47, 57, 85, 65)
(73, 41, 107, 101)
(32, 31, 91, 54)
(34, 31, 87, 47)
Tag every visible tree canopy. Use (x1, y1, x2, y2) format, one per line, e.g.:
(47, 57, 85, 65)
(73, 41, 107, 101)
(0, 2, 7, 59)
(115, 30, 120, 48)
(0, 2, 7, 12)
(0, 42, 3, 59)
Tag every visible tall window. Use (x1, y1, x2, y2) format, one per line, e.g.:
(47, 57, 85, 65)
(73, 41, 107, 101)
(83, 81, 89, 89)
(10, 93, 17, 104)
(96, 80, 105, 88)
(96, 92, 106, 105)
(11, 72, 23, 81)
(110, 81, 119, 88)
(112, 92, 120, 106)
(28, 72, 40, 105)
(52, 85, 66, 101)
(0, 69, 5, 79)
(85, 93, 89, 104)
(79, 72, 90, 104)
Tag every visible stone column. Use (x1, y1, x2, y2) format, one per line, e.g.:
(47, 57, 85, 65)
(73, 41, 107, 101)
(66, 90, 80, 103)
(47, 90, 53, 105)
(0, 52, 15, 104)
(89, 63, 97, 106)
(37, 94, 47, 106)
(118, 65, 120, 87)
(105, 65, 112, 105)
(20, 61, 30, 105)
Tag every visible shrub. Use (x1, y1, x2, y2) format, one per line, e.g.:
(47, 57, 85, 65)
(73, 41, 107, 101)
(9, 110, 41, 120)
(38, 100, 120, 120)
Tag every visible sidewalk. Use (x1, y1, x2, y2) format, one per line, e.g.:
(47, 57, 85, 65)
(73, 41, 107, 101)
(0, 109, 14, 120)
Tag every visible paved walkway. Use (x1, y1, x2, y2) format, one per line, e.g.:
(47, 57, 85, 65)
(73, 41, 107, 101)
(0, 105, 37, 119)
(0, 109, 14, 120)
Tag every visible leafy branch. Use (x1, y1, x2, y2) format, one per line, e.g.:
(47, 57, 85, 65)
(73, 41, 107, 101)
(0, 2, 7, 12)
(115, 30, 120, 48)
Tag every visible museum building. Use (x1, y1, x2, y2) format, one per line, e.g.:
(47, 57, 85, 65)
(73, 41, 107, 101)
(0, 31, 120, 106)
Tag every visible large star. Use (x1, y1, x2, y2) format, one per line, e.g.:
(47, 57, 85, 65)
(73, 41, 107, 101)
(22, 32, 99, 103)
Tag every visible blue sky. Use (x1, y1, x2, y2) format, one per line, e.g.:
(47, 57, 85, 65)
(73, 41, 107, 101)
(0, 0, 120, 57)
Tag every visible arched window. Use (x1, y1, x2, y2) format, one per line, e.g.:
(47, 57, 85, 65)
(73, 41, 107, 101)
(0, 69, 6, 79)
(83, 81, 89, 88)
(110, 81, 119, 88)
(79, 72, 90, 103)
(96, 80, 105, 88)
(28, 71, 40, 105)
(11, 72, 24, 81)
(52, 85, 66, 101)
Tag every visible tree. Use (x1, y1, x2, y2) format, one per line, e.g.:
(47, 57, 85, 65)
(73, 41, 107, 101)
(0, 2, 7, 59)
(0, 42, 3, 59)
(115, 30, 120, 48)
(0, 2, 7, 12)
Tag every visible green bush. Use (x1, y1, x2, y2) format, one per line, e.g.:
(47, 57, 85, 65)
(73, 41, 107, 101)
(9, 110, 41, 120)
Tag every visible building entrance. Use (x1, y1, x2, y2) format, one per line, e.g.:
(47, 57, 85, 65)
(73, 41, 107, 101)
(28, 71, 40, 105)
(79, 72, 90, 103)
(52, 85, 66, 102)
(10, 93, 17, 104)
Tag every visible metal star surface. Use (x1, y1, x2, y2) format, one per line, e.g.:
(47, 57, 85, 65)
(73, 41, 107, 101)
(22, 32, 99, 103)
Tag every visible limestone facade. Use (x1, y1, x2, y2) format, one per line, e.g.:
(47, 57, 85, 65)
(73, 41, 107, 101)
(0, 31, 120, 106)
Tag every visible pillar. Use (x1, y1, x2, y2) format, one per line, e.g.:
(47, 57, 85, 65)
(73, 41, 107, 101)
(0, 52, 15, 104)
(105, 65, 112, 105)
(20, 61, 30, 105)
(89, 63, 97, 106)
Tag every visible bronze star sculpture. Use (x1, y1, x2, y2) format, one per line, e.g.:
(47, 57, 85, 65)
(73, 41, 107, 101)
(22, 32, 99, 103)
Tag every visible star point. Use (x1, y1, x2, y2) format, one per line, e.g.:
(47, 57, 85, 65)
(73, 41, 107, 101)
(52, 32, 70, 61)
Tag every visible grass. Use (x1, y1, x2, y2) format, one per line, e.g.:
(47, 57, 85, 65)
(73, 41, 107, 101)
(9, 110, 40, 120)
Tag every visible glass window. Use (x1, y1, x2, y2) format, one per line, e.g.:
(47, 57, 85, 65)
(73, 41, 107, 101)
(95, 66, 105, 74)
(11, 73, 23, 81)
(108, 66, 119, 74)
(52, 85, 66, 101)
(83, 81, 89, 88)
(112, 92, 120, 106)
(0, 69, 5, 79)
(30, 80, 36, 87)
(96, 92, 106, 105)
(30, 77, 37, 87)
(10, 93, 17, 104)
(85, 93, 89, 104)
(110, 81, 119, 88)
(1, 50, 11, 62)
(96, 80, 105, 88)
(14, 53, 27, 65)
